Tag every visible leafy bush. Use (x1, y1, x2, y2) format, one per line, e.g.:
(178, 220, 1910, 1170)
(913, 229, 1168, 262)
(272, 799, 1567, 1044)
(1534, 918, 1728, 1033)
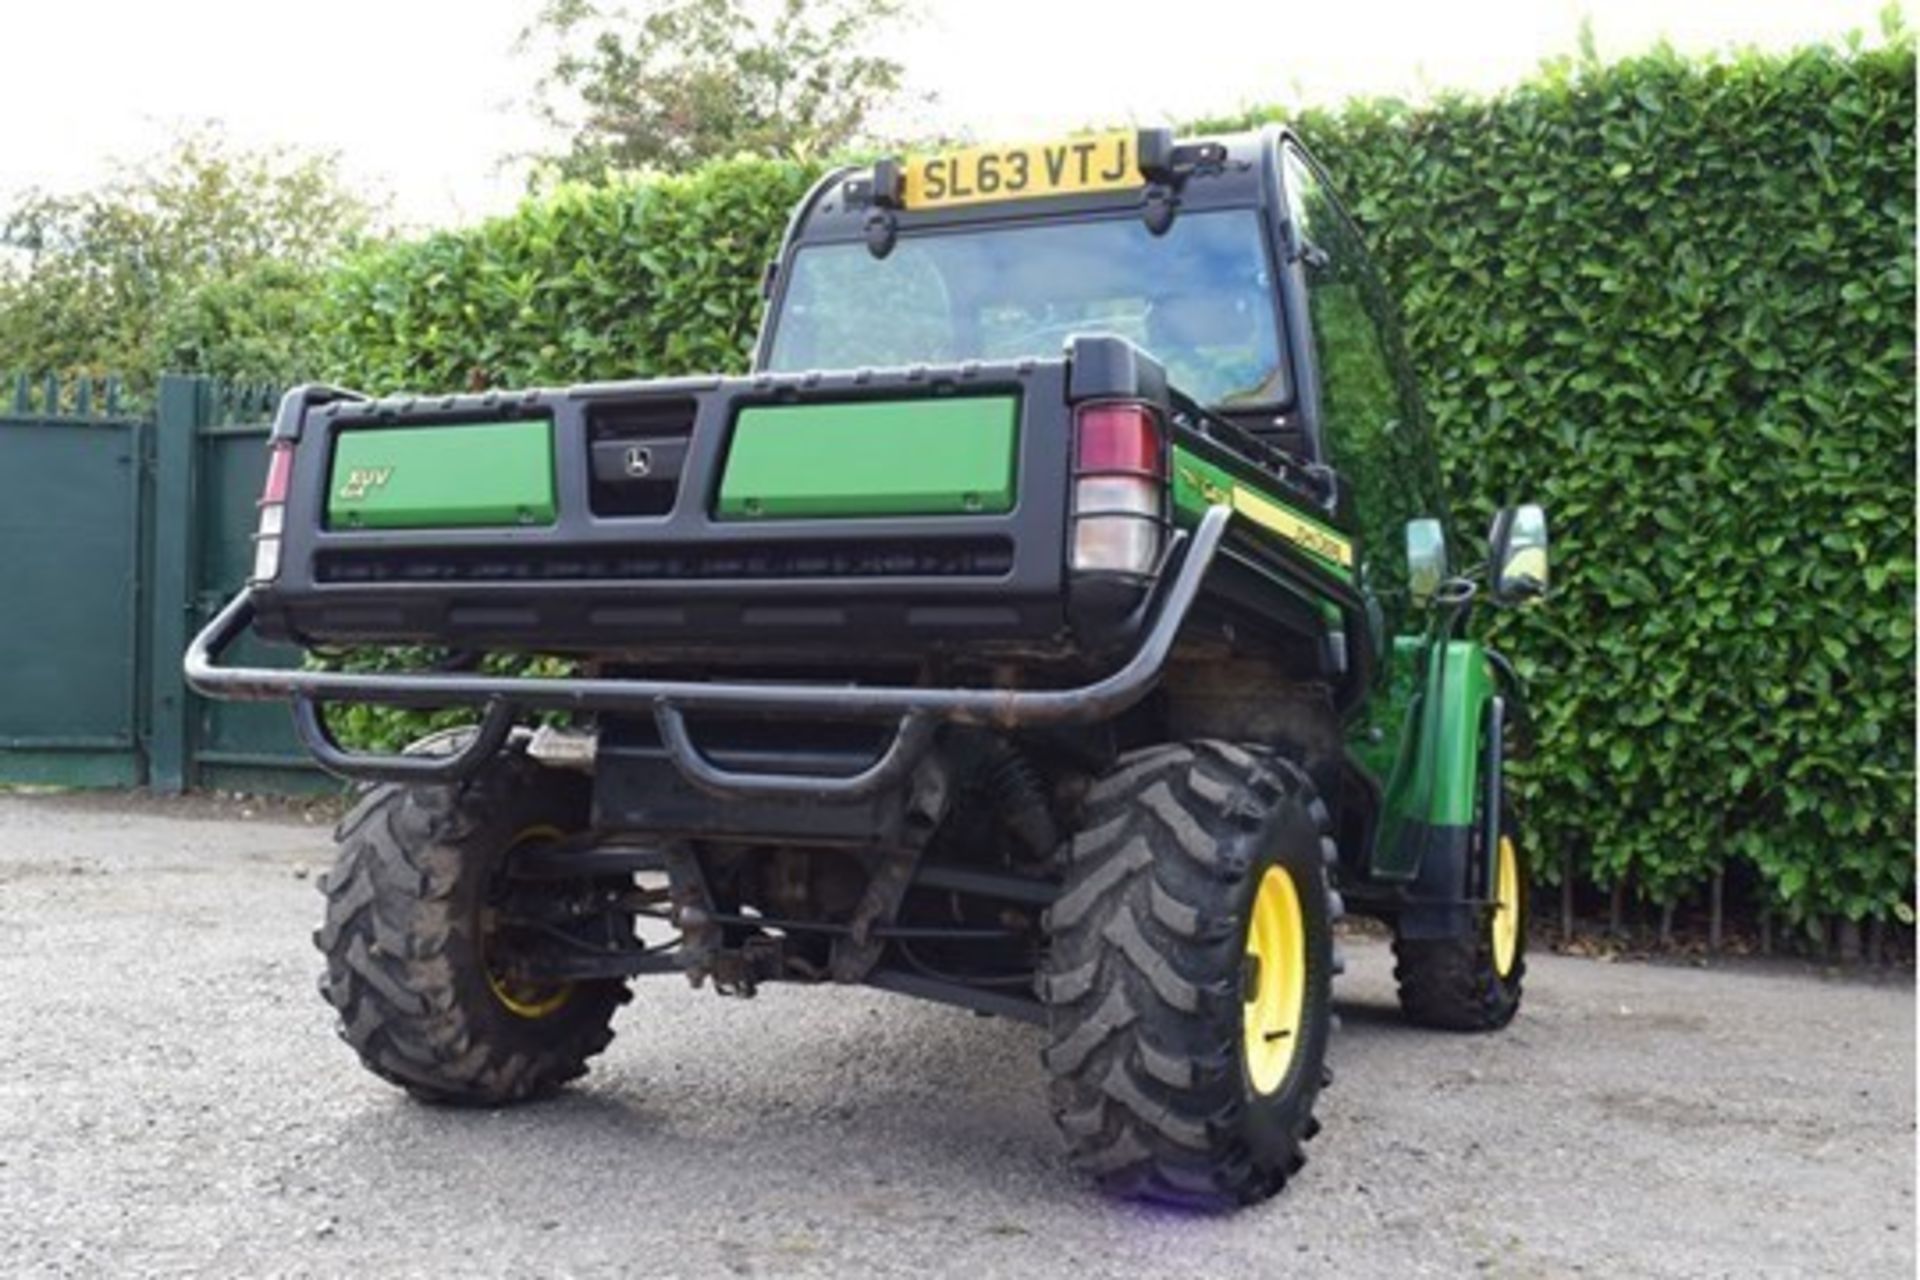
(154, 258, 333, 385)
(1203, 34, 1915, 930)
(0, 130, 371, 389)
(312, 40, 1913, 930)
(320, 156, 821, 389)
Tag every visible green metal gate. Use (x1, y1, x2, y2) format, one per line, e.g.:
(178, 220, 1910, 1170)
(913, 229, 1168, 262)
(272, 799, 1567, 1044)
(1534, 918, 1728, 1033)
(0, 379, 147, 785)
(0, 374, 327, 793)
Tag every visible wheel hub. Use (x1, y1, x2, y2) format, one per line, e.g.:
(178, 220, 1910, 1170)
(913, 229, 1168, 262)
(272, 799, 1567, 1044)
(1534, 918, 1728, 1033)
(482, 825, 577, 1020)
(1242, 864, 1307, 1094)
(1491, 834, 1520, 978)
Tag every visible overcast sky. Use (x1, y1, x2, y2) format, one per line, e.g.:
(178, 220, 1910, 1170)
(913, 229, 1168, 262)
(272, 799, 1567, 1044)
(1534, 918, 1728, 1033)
(0, 0, 1902, 229)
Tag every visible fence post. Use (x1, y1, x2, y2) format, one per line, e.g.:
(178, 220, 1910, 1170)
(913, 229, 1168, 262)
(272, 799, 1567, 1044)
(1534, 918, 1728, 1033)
(148, 375, 205, 792)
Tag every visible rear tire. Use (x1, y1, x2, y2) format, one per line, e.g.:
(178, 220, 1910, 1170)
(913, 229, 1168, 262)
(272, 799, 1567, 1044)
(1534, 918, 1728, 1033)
(1040, 742, 1338, 1209)
(315, 747, 629, 1104)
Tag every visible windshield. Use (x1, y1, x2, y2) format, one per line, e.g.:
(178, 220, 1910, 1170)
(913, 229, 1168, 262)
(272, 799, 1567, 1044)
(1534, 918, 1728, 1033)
(766, 210, 1289, 407)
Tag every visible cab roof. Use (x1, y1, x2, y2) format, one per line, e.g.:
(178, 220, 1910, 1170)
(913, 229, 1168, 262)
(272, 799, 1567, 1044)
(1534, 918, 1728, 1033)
(786, 127, 1288, 249)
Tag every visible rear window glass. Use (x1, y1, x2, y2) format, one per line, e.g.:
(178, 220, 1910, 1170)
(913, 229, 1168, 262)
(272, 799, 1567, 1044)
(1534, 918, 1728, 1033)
(768, 210, 1290, 408)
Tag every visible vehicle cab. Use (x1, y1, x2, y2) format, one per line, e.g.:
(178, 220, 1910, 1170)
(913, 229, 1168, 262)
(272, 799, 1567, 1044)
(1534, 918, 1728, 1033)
(756, 125, 1456, 655)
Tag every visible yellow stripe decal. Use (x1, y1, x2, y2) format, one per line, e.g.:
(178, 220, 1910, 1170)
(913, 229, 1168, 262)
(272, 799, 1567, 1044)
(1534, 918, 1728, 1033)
(1230, 484, 1355, 569)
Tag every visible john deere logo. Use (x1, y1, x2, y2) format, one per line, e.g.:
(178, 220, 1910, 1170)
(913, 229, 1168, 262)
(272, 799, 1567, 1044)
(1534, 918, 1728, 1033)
(1178, 462, 1354, 570)
(1178, 464, 1230, 507)
(622, 445, 653, 478)
(337, 466, 393, 502)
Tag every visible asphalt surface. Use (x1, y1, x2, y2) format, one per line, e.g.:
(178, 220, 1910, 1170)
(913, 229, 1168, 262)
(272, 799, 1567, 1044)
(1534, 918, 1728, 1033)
(0, 791, 1912, 1279)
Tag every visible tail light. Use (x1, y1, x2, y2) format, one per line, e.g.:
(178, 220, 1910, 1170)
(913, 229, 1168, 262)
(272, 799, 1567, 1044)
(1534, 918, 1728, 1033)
(251, 441, 294, 583)
(1070, 402, 1166, 576)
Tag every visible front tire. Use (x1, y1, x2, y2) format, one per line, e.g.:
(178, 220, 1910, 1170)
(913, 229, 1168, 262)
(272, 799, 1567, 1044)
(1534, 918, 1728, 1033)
(315, 748, 629, 1104)
(1393, 803, 1527, 1032)
(1040, 742, 1338, 1209)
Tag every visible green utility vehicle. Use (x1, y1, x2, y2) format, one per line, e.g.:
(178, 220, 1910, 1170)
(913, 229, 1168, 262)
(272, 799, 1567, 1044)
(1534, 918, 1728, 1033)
(187, 126, 1549, 1209)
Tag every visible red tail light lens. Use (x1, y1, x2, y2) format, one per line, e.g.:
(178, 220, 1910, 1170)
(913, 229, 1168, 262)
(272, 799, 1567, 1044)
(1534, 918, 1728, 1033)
(1075, 403, 1162, 475)
(1071, 401, 1166, 576)
(252, 442, 295, 582)
(260, 442, 294, 505)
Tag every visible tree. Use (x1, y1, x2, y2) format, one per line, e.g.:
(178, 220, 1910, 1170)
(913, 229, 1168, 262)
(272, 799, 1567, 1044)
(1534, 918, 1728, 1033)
(522, 0, 914, 179)
(0, 129, 375, 385)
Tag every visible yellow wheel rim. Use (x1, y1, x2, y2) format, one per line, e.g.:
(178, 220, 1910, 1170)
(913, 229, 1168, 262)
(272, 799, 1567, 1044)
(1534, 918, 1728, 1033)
(1491, 834, 1521, 978)
(1242, 865, 1308, 1095)
(482, 825, 575, 1020)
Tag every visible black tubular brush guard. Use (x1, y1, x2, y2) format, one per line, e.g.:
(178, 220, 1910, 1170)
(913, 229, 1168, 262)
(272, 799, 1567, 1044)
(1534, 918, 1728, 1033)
(183, 504, 1234, 793)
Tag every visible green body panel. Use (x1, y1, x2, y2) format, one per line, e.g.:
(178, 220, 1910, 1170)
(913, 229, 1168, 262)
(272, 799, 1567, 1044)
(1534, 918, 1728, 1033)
(1346, 634, 1423, 781)
(1368, 638, 1497, 881)
(717, 396, 1017, 518)
(327, 420, 556, 529)
(1169, 443, 1354, 582)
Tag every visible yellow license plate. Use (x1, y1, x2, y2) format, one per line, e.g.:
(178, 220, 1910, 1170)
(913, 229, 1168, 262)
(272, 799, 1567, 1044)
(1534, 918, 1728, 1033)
(901, 132, 1141, 210)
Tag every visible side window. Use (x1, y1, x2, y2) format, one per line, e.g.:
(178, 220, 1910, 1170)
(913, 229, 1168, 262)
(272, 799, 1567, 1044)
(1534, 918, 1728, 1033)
(1282, 146, 1446, 636)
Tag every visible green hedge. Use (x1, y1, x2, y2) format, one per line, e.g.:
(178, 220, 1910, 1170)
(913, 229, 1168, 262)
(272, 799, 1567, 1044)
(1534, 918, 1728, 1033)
(322, 158, 821, 389)
(1231, 37, 1917, 932)
(312, 38, 1914, 931)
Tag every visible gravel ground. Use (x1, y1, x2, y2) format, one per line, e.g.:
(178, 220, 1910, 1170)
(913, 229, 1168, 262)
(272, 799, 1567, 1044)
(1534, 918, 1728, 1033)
(0, 791, 1912, 1279)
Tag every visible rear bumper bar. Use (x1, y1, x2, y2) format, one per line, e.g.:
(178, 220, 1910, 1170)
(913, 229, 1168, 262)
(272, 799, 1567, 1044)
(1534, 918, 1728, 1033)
(184, 505, 1233, 790)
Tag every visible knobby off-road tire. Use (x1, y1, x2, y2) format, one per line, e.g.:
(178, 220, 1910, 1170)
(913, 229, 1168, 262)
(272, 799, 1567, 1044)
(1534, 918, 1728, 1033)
(1393, 801, 1526, 1032)
(316, 747, 629, 1104)
(1040, 742, 1339, 1209)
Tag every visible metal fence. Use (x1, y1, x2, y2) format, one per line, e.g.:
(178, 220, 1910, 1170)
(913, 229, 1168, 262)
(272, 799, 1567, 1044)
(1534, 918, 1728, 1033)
(0, 374, 326, 793)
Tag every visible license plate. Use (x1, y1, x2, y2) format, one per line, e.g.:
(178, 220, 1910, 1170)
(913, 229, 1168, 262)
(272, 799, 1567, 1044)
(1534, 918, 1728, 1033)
(901, 132, 1141, 210)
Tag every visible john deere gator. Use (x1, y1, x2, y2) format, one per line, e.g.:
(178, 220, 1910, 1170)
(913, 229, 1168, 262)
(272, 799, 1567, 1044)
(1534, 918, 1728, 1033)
(187, 125, 1550, 1209)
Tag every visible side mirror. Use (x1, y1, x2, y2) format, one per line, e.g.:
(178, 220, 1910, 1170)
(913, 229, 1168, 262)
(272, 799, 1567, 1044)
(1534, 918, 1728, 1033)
(1488, 504, 1549, 601)
(1405, 517, 1448, 606)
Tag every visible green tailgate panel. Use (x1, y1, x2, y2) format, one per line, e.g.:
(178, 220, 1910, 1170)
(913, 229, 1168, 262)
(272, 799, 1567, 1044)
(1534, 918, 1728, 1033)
(328, 420, 556, 529)
(717, 397, 1018, 519)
